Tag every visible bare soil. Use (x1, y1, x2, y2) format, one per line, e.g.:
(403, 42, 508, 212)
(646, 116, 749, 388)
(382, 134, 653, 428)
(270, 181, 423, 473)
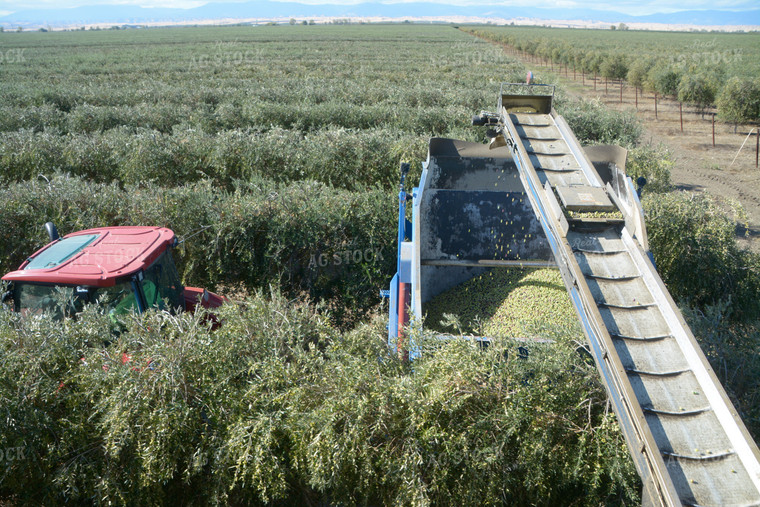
(511, 53, 760, 251)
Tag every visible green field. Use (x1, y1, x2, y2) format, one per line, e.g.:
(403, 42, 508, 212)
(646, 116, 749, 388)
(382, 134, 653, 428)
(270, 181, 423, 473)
(0, 25, 523, 189)
(0, 24, 758, 505)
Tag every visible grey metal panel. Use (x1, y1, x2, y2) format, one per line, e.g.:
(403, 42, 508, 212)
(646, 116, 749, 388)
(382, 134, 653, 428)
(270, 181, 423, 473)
(586, 277, 656, 307)
(612, 329, 690, 372)
(667, 454, 758, 506)
(537, 169, 588, 188)
(399, 241, 413, 283)
(429, 137, 512, 159)
(427, 156, 524, 192)
(419, 189, 550, 263)
(567, 228, 626, 251)
(628, 372, 708, 413)
(520, 138, 567, 154)
(598, 306, 672, 342)
(584, 145, 628, 187)
(514, 123, 562, 140)
(575, 250, 640, 279)
(422, 259, 556, 268)
(528, 152, 582, 172)
(553, 112, 605, 188)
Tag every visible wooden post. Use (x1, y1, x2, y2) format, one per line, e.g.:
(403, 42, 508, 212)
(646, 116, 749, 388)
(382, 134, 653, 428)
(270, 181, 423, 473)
(582, 72, 584, 85)
(756, 129, 759, 168)
(594, 71, 596, 90)
(573, 66, 576, 80)
(605, 77, 608, 95)
(635, 87, 638, 109)
(712, 114, 715, 147)
(680, 103, 683, 132)
(654, 93, 658, 119)
(620, 80, 623, 104)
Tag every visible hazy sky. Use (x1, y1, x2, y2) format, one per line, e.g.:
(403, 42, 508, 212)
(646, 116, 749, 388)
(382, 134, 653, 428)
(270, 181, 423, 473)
(0, 0, 758, 17)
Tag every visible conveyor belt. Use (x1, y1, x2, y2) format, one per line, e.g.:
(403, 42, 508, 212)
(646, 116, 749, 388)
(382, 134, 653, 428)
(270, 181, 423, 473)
(496, 89, 760, 506)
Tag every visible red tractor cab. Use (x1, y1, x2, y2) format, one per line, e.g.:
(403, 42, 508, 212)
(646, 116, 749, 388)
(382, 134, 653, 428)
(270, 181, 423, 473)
(1, 225, 223, 320)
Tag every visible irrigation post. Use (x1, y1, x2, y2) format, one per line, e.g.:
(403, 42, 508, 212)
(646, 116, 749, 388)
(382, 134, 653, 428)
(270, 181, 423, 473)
(620, 81, 623, 104)
(594, 71, 596, 90)
(680, 103, 683, 132)
(712, 114, 715, 147)
(635, 87, 638, 109)
(654, 93, 658, 119)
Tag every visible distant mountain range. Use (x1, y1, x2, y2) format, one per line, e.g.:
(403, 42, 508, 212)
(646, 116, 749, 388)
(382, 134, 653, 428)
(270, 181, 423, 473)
(1, 1, 759, 28)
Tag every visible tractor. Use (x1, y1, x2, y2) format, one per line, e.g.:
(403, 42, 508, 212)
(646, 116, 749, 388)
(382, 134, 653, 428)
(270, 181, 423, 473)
(1, 223, 223, 320)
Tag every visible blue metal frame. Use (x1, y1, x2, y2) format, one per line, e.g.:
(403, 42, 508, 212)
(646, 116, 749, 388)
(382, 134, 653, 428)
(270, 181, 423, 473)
(388, 164, 412, 351)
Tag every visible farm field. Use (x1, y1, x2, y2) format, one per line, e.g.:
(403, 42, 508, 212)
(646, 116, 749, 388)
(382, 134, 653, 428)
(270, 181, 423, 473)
(0, 23, 758, 505)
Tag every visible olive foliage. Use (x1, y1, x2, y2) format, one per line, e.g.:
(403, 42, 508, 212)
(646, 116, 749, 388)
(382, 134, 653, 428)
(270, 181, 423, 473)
(0, 292, 640, 505)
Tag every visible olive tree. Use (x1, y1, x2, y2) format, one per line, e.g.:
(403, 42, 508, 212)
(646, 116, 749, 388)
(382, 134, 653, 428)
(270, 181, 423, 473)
(677, 73, 717, 118)
(716, 76, 760, 128)
(600, 53, 628, 81)
(646, 63, 680, 97)
(627, 58, 652, 91)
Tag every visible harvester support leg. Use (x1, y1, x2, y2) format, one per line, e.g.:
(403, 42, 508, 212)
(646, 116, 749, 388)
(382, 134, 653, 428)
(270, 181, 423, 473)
(397, 282, 410, 361)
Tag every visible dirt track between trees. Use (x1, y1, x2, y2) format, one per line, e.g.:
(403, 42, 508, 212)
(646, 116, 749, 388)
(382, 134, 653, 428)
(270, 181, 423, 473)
(509, 51, 760, 251)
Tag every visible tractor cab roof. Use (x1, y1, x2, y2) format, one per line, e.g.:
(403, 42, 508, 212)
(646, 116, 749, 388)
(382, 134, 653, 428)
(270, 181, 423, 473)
(2, 226, 176, 287)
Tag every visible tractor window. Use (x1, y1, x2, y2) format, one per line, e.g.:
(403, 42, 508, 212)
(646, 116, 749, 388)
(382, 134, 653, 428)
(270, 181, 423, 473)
(15, 283, 79, 320)
(141, 250, 184, 311)
(15, 281, 138, 321)
(25, 234, 99, 270)
(94, 282, 139, 316)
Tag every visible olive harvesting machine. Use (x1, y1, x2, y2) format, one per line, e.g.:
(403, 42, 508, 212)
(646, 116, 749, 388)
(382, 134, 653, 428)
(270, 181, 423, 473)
(386, 84, 760, 506)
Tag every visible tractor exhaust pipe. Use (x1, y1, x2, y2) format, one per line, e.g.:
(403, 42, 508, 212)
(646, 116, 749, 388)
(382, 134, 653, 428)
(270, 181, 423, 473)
(45, 222, 59, 242)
